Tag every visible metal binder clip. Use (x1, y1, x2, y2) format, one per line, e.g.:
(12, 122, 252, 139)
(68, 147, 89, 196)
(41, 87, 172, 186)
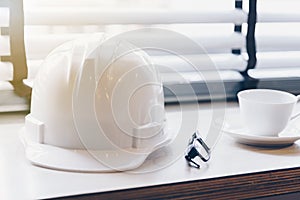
(185, 130, 211, 168)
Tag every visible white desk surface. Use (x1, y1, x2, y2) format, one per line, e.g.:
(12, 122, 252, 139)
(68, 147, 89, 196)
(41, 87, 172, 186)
(1, 102, 300, 200)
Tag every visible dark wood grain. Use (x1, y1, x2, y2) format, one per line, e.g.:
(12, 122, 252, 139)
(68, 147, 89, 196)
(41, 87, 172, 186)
(55, 167, 300, 200)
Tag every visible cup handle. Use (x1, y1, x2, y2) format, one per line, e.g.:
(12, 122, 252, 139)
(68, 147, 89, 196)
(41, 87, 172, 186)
(290, 95, 300, 121)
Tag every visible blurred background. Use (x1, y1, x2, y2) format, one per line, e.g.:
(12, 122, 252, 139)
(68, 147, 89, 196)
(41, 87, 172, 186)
(1, 0, 300, 111)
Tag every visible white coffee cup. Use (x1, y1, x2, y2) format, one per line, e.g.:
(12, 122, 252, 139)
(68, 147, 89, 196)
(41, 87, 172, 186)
(238, 89, 300, 136)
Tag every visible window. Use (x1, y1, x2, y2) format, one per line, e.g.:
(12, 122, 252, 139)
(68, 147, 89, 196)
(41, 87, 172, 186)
(245, 0, 300, 93)
(0, 0, 299, 111)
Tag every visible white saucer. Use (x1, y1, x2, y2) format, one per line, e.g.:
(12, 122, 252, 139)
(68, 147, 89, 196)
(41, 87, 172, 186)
(222, 114, 300, 147)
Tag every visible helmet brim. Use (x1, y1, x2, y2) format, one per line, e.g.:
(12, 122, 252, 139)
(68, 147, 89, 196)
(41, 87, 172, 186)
(20, 127, 175, 172)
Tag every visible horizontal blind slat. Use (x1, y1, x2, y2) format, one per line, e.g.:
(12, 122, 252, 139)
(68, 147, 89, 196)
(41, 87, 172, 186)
(248, 23, 300, 52)
(24, 53, 247, 82)
(24, 32, 245, 59)
(153, 54, 247, 72)
(24, 33, 101, 59)
(162, 70, 243, 84)
(256, 35, 300, 52)
(0, 7, 9, 27)
(24, 0, 235, 8)
(256, 0, 300, 23)
(248, 68, 300, 79)
(0, 60, 43, 81)
(258, 13, 300, 23)
(256, 52, 300, 69)
(0, 36, 10, 56)
(24, 8, 247, 25)
(0, 80, 13, 90)
(0, 62, 13, 81)
(24, 0, 124, 6)
(0, 81, 29, 112)
(24, 53, 247, 81)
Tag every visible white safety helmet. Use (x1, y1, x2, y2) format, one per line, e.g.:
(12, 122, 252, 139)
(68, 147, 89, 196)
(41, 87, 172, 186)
(21, 34, 176, 172)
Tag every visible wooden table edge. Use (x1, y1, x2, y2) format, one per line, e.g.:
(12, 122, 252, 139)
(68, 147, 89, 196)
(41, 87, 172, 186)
(56, 166, 300, 200)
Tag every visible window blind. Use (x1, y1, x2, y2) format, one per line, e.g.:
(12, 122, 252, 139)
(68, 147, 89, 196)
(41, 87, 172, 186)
(0, 2, 30, 112)
(244, 0, 300, 93)
(1, 0, 248, 110)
